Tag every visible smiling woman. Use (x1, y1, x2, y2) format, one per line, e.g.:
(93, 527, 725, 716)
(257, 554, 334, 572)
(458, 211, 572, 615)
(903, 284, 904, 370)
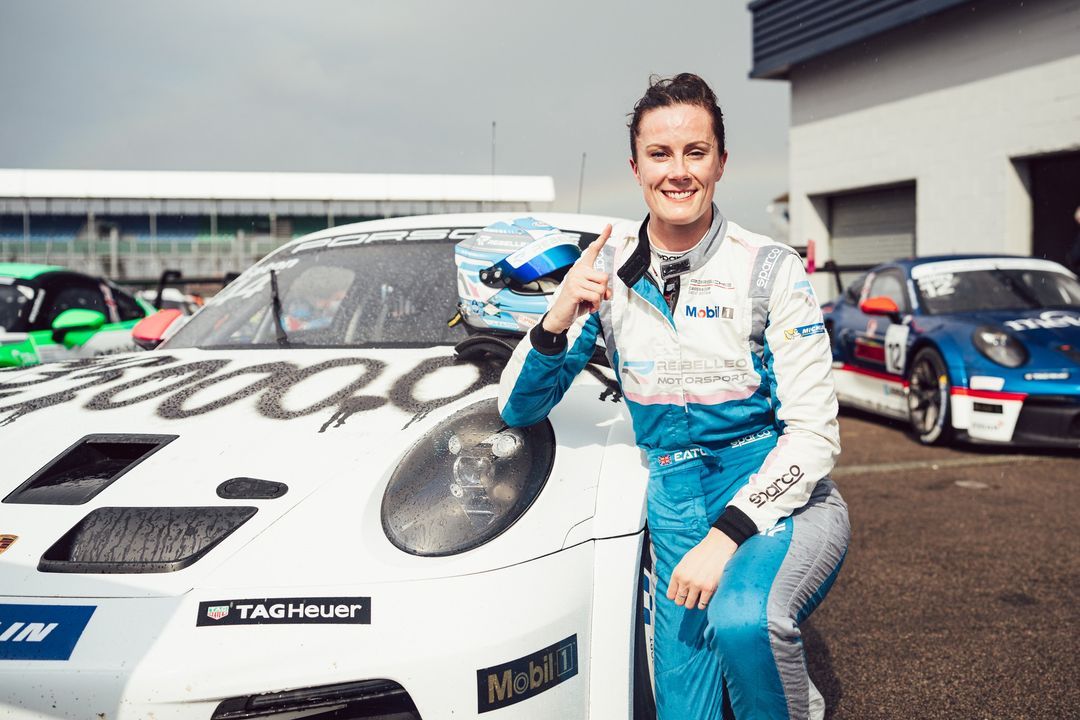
(499, 73, 850, 720)
(628, 74, 727, 252)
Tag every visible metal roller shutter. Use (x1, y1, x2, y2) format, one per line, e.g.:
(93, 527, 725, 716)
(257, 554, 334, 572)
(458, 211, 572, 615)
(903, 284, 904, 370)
(830, 184, 916, 266)
(825, 184, 916, 292)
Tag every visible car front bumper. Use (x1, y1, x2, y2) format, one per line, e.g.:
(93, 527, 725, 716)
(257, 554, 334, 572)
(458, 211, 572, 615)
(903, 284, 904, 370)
(0, 533, 647, 720)
(952, 389, 1080, 449)
(1010, 394, 1080, 448)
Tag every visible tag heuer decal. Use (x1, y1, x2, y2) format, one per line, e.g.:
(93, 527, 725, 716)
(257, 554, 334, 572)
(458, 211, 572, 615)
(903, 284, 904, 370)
(205, 605, 230, 621)
(196, 597, 371, 626)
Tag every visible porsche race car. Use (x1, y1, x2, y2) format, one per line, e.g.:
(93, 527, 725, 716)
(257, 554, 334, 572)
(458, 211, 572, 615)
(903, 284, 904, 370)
(0, 264, 154, 368)
(0, 214, 660, 719)
(822, 255, 1080, 448)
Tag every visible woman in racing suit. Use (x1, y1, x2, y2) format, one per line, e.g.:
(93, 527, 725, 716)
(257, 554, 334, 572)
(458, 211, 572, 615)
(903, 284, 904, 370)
(498, 73, 850, 720)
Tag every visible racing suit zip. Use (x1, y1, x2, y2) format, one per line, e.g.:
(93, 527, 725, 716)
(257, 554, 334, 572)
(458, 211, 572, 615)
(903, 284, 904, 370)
(639, 269, 689, 414)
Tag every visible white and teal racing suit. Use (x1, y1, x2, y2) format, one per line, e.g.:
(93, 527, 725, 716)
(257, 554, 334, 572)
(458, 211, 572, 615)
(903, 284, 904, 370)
(498, 208, 850, 720)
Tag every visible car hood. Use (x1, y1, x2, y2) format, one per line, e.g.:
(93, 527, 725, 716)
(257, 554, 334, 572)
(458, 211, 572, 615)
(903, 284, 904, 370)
(935, 308, 1080, 347)
(0, 347, 628, 598)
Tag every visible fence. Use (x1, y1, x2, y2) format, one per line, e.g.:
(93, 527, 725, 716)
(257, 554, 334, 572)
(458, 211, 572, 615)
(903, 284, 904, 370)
(0, 229, 284, 279)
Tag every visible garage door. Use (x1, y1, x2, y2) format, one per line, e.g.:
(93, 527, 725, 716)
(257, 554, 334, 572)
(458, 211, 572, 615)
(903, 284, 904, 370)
(1030, 151, 1080, 268)
(830, 184, 916, 269)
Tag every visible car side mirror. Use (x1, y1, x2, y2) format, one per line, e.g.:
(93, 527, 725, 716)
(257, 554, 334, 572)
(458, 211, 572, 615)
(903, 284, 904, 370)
(132, 308, 183, 350)
(51, 308, 107, 345)
(859, 296, 902, 322)
(52, 308, 107, 332)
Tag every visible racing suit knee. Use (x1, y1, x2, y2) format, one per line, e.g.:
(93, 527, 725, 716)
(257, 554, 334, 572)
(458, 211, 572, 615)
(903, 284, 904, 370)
(650, 450, 849, 720)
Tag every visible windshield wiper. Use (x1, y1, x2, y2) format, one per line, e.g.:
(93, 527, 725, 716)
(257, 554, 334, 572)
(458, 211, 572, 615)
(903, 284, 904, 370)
(269, 269, 290, 347)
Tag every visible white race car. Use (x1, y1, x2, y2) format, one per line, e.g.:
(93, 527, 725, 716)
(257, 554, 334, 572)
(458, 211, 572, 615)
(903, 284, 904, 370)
(0, 214, 659, 719)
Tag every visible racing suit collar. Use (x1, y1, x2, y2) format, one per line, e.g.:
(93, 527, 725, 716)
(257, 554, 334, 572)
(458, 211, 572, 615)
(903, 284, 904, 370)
(617, 204, 727, 287)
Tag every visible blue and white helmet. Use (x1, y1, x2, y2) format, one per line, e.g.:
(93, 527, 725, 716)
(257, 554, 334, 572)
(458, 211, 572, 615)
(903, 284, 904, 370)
(454, 217, 581, 334)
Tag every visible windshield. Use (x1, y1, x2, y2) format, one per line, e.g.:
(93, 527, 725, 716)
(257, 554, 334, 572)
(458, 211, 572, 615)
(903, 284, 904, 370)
(0, 281, 35, 332)
(915, 268, 1080, 315)
(164, 240, 465, 349)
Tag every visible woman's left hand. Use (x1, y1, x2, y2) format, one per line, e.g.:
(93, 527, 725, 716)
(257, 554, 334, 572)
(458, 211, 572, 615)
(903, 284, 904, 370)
(667, 529, 738, 610)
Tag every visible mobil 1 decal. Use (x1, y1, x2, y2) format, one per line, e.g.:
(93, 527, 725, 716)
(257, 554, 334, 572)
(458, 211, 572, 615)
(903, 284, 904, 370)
(196, 597, 371, 626)
(477, 634, 578, 713)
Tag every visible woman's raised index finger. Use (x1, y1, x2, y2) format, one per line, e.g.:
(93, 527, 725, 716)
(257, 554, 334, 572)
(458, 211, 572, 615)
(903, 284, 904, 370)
(581, 224, 613, 261)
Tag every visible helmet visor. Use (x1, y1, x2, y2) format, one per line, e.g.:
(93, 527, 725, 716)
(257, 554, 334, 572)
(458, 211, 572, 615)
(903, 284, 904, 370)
(482, 235, 581, 286)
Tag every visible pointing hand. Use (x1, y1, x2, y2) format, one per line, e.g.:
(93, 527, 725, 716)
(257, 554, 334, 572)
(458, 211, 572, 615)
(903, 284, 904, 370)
(542, 224, 612, 333)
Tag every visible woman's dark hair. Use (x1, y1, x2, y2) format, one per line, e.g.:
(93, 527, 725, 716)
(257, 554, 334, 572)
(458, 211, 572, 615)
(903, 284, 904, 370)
(629, 73, 725, 160)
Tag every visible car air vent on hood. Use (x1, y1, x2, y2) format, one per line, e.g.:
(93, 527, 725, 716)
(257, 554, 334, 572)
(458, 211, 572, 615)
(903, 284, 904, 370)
(39, 506, 257, 574)
(217, 477, 289, 500)
(4, 434, 177, 505)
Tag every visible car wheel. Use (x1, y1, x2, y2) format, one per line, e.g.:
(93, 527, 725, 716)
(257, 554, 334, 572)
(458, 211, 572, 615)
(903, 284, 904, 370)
(906, 347, 953, 445)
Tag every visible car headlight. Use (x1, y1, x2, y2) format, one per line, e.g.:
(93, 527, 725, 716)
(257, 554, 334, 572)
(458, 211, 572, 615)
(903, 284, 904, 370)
(381, 398, 555, 556)
(972, 326, 1028, 368)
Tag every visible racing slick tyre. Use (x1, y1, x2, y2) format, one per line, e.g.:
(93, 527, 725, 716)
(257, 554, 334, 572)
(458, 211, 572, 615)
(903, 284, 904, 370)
(906, 347, 953, 445)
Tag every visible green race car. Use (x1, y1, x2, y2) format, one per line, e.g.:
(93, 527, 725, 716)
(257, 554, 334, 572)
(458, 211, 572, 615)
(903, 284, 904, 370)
(0, 263, 154, 368)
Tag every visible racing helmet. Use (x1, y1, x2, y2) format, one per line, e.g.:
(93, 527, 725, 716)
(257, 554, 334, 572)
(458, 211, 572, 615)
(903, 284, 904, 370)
(454, 217, 581, 334)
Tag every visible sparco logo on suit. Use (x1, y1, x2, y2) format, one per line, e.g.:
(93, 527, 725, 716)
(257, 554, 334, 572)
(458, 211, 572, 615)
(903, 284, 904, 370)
(756, 247, 783, 288)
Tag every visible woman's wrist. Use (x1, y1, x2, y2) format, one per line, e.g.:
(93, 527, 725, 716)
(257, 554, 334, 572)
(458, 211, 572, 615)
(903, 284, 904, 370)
(706, 527, 739, 552)
(541, 312, 571, 334)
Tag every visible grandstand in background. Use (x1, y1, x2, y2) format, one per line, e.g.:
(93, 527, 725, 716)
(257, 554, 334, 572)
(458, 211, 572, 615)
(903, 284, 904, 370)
(0, 169, 555, 279)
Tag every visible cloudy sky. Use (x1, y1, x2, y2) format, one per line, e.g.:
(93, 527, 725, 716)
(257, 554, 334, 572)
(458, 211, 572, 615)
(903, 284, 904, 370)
(0, 0, 790, 232)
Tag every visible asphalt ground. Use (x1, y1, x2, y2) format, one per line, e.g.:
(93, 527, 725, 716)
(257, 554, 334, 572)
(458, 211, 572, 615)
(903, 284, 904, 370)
(804, 409, 1080, 719)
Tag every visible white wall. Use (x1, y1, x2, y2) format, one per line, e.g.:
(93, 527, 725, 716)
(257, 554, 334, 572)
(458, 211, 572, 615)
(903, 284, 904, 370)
(786, 0, 1080, 285)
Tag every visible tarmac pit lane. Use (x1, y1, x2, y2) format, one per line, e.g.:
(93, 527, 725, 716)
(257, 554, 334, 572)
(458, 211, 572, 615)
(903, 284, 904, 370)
(804, 409, 1079, 719)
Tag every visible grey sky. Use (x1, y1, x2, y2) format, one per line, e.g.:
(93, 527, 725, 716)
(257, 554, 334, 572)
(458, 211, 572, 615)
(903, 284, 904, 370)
(0, 0, 790, 233)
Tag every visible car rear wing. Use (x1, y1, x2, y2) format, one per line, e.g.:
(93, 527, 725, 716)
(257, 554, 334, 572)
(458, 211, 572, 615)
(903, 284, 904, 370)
(120, 269, 241, 310)
(814, 260, 877, 295)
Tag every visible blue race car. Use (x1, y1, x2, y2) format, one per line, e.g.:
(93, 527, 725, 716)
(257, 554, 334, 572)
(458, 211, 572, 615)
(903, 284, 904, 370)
(821, 255, 1080, 448)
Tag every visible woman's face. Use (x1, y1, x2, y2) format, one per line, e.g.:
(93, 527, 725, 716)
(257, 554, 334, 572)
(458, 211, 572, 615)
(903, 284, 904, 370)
(630, 103, 727, 241)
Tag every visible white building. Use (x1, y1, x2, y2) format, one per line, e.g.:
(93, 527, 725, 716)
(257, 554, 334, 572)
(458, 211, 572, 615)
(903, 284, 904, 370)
(0, 168, 555, 278)
(749, 0, 1080, 292)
